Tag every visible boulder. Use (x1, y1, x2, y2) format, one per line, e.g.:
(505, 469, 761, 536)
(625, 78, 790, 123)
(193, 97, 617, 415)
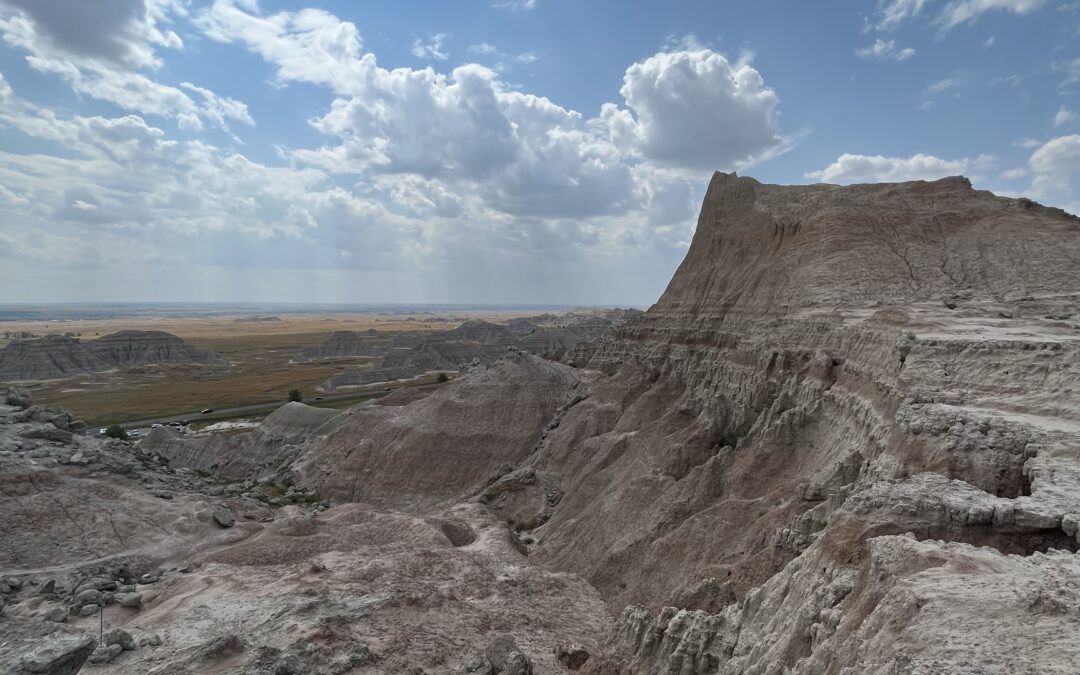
(88, 643, 123, 665)
(72, 588, 102, 607)
(42, 607, 67, 623)
(19, 427, 74, 443)
(116, 592, 143, 608)
(16, 634, 96, 675)
(5, 384, 32, 409)
(16, 405, 74, 430)
(212, 505, 236, 528)
(105, 628, 136, 651)
(78, 604, 99, 616)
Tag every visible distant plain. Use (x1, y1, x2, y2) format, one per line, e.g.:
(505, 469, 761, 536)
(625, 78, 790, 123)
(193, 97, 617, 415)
(0, 311, 535, 426)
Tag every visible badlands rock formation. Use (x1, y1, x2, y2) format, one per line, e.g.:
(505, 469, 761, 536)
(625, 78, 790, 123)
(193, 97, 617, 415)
(0, 330, 228, 381)
(0, 394, 607, 674)
(142, 401, 341, 482)
(297, 173, 1080, 673)
(2, 172, 1079, 675)
(301, 312, 638, 391)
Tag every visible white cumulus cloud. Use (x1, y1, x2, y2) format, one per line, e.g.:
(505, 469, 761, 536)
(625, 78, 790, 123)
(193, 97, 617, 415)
(806, 153, 980, 183)
(0, 0, 251, 131)
(602, 49, 784, 170)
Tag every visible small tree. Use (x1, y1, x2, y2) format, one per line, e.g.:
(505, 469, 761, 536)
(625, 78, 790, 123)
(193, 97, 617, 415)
(436, 373, 449, 383)
(104, 424, 128, 441)
(288, 389, 303, 402)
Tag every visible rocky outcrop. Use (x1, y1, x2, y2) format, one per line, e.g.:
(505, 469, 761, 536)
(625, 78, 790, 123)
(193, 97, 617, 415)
(289, 173, 1080, 673)
(5, 633, 96, 675)
(295, 351, 585, 510)
(0, 330, 228, 381)
(291, 330, 389, 362)
(5, 385, 32, 409)
(0, 405, 609, 674)
(5, 172, 1080, 674)
(549, 174, 1080, 672)
(143, 402, 341, 481)
(306, 313, 635, 390)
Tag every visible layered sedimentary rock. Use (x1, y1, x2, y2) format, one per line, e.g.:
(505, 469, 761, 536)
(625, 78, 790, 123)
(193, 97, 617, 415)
(296, 352, 584, 511)
(0, 330, 228, 381)
(296, 173, 1080, 673)
(290, 330, 388, 362)
(307, 314, 636, 390)
(4, 172, 1080, 674)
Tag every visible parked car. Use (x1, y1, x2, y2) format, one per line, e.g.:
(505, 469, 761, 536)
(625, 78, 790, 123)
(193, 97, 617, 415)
(200, 409, 213, 414)
(167, 421, 182, 427)
(314, 396, 324, 401)
(97, 428, 107, 436)
(150, 423, 163, 428)
(128, 430, 142, 438)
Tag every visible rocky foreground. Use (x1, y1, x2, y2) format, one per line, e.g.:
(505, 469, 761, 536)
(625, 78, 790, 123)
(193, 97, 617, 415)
(2, 173, 1080, 674)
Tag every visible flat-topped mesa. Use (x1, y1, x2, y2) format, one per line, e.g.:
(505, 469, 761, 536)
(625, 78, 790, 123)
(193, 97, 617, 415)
(0, 330, 229, 381)
(656, 171, 1079, 319)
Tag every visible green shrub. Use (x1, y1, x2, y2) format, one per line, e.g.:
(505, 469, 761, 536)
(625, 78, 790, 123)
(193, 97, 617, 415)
(288, 388, 302, 402)
(437, 373, 449, 383)
(104, 424, 128, 441)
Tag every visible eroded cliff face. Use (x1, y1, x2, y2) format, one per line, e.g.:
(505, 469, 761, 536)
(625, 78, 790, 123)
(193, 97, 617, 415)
(293, 173, 1080, 673)
(539, 174, 1080, 673)
(3, 173, 1079, 674)
(295, 353, 586, 512)
(0, 330, 229, 381)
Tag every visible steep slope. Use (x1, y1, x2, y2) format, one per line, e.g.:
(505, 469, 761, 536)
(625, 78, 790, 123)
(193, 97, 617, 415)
(295, 351, 585, 511)
(292, 172, 1080, 673)
(0, 330, 228, 381)
(0, 336, 109, 381)
(0, 402, 608, 674)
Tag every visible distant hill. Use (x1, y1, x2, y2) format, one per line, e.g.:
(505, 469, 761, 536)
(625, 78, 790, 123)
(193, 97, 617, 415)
(303, 310, 640, 390)
(0, 330, 229, 381)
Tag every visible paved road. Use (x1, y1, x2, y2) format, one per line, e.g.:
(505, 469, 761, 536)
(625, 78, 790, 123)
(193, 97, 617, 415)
(101, 382, 439, 436)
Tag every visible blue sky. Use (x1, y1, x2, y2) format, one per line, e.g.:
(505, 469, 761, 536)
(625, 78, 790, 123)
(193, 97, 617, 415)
(0, 0, 1077, 305)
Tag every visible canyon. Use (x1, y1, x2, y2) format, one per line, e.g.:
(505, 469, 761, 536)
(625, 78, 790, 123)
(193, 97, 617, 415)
(2, 173, 1079, 674)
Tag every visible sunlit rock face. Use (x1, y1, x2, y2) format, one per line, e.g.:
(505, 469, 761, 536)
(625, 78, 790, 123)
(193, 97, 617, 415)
(3, 172, 1079, 674)
(296, 172, 1080, 673)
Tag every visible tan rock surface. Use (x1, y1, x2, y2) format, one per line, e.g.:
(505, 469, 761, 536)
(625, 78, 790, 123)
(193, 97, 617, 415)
(3, 172, 1080, 674)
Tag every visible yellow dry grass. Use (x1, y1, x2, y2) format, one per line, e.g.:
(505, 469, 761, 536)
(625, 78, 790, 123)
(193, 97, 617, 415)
(4, 311, 531, 426)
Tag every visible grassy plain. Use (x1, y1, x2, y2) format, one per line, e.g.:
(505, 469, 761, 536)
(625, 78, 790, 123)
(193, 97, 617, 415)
(1, 312, 527, 426)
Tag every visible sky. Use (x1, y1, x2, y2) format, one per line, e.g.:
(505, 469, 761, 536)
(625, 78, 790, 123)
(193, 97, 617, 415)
(0, 0, 1077, 306)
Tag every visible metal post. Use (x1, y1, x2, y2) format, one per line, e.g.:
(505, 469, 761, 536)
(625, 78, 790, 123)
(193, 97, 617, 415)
(99, 607, 104, 646)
